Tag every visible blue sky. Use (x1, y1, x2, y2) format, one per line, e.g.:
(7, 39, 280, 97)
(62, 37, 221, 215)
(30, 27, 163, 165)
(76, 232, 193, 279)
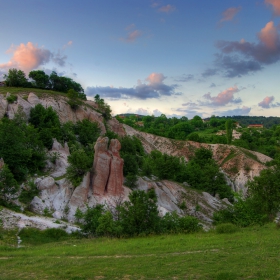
(1, 0, 280, 118)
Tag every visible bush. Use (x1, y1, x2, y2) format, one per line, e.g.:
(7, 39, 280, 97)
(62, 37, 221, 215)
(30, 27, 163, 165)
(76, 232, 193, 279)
(18, 181, 39, 205)
(124, 173, 138, 189)
(81, 204, 105, 235)
(213, 195, 267, 227)
(0, 164, 19, 204)
(66, 148, 93, 187)
(216, 223, 239, 234)
(6, 95, 17, 103)
(117, 189, 161, 236)
(179, 216, 202, 233)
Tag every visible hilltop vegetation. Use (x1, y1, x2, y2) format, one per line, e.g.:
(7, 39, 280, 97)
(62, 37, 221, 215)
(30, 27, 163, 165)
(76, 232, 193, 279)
(117, 113, 280, 158)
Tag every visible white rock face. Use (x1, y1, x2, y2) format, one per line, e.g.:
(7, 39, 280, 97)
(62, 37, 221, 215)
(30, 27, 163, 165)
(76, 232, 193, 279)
(27, 92, 40, 106)
(2, 92, 106, 133)
(47, 139, 70, 178)
(136, 178, 229, 224)
(0, 207, 79, 233)
(37, 176, 55, 190)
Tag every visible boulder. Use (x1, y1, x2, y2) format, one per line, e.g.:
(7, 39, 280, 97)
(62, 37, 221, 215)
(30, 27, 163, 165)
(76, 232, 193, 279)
(48, 139, 70, 178)
(67, 172, 91, 221)
(107, 118, 126, 137)
(37, 177, 55, 190)
(27, 92, 40, 106)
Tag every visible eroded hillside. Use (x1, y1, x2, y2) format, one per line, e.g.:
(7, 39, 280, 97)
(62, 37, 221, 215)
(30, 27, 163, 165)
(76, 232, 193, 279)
(123, 124, 271, 192)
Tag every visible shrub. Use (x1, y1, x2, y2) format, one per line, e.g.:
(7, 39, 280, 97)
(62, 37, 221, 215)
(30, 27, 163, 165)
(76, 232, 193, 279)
(18, 181, 39, 205)
(179, 216, 202, 233)
(213, 195, 267, 227)
(66, 148, 93, 187)
(81, 204, 105, 235)
(6, 95, 17, 103)
(0, 164, 19, 204)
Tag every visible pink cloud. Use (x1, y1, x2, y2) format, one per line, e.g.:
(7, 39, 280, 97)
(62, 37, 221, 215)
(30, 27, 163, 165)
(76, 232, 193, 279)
(258, 21, 278, 50)
(151, 1, 160, 8)
(158, 4, 176, 13)
(258, 96, 274, 108)
(203, 86, 240, 106)
(265, 0, 280, 16)
(0, 42, 52, 72)
(125, 24, 135, 30)
(63, 41, 73, 49)
(220, 6, 241, 22)
(146, 73, 166, 84)
(120, 29, 142, 43)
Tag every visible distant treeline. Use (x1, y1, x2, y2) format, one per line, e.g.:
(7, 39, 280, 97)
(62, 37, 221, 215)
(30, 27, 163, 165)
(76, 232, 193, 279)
(204, 116, 280, 129)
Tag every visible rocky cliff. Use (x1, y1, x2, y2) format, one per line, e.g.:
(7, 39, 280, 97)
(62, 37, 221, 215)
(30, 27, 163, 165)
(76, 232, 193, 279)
(0, 92, 125, 136)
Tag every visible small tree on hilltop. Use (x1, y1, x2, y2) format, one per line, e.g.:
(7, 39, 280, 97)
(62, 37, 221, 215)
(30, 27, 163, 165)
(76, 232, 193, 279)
(4, 68, 29, 87)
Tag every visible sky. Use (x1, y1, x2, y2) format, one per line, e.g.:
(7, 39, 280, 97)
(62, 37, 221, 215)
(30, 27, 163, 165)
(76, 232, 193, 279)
(1, 0, 280, 119)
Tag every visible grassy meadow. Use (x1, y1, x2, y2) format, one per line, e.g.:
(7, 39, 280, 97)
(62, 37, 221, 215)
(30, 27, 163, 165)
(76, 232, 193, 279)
(0, 223, 280, 280)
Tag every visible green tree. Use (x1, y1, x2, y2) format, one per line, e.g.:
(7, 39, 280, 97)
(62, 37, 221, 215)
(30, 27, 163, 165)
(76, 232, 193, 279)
(186, 148, 233, 200)
(0, 118, 46, 181)
(81, 204, 105, 235)
(67, 89, 82, 110)
(29, 104, 61, 149)
(0, 164, 19, 204)
(96, 211, 117, 237)
(190, 115, 204, 129)
(29, 70, 50, 89)
(66, 148, 93, 187)
(49, 71, 85, 97)
(117, 189, 160, 236)
(94, 94, 112, 120)
(4, 68, 29, 87)
(247, 166, 280, 218)
(75, 119, 100, 146)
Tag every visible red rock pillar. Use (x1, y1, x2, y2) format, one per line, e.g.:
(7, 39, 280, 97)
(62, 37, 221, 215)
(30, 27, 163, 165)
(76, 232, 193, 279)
(92, 137, 111, 195)
(107, 139, 124, 196)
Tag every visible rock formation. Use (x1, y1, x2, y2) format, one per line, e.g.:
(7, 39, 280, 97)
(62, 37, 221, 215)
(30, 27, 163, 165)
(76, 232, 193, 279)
(107, 139, 124, 196)
(92, 137, 124, 196)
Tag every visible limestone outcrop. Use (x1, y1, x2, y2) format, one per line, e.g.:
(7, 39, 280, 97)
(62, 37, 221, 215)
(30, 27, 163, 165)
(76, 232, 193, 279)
(107, 118, 126, 137)
(1, 92, 107, 134)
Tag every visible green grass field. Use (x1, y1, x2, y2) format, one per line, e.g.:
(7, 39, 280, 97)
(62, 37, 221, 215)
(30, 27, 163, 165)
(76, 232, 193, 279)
(0, 87, 66, 97)
(0, 223, 279, 279)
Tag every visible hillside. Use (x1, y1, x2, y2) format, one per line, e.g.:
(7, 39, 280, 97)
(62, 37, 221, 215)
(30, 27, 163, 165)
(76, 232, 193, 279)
(0, 90, 276, 233)
(124, 124, 271, 193)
